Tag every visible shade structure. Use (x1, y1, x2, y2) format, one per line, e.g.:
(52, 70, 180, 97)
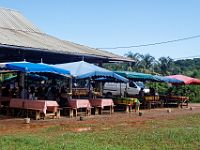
(167, 75, 200, 85)
(5, 62, 70, 76)
(3, 74, 48, 82)
(154, 75, 184, 84)
(54, 61, 128, 82)
(115, 71, 160, 82)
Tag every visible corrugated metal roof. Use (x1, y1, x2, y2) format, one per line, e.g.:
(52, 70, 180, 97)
(0, 8, 41, 33)
(0, 7, 132, 61)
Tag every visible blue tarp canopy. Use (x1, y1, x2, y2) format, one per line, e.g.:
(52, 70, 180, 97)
(3, 74, 48, 82)
(54, 61, 128, 82)
(115, 71, 184, 83)
(5, 62, 70, 76)
(115, 71, 160, 82)
(154, 75, 184, 84)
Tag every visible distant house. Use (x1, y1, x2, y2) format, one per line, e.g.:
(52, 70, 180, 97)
(0, 8, 132, 64)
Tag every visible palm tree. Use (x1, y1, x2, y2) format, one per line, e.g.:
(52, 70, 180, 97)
(158, 56, 174, 75)
(139, 54, 155, 71)
(125, 51, 143, 71)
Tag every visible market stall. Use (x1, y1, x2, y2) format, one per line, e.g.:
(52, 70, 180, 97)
(67, 99, 91, 117)
(1, 61, 71, 119)
(114, 71, 186, 109)
(89, 98, 114, 115)
(160, 95, 189, 108)
(9, 98, 60, 119)
(54, 61, 128, 98)
(113, 97, 139, 113)
(54, 61, 128, 116)
(161, 74, 200, 107)
(167, 75, 200, 85)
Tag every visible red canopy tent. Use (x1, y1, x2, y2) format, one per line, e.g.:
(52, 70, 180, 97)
(167, 75, 200, 85)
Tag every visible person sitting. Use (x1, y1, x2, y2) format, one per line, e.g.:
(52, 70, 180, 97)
(149, 87, 156, 96)
(29, 86, 35, 100)
(11, 86, 17, 98)
(21, 88, 28, 99)
(47, 87, 56, 100)
(59, 87, 69, 107)
(36, 85, 44, 100)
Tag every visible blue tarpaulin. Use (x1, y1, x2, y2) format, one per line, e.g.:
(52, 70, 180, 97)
(115, 71, 160, 81)
(3, 74, 48, 82)
(115, 71, 184, 84)
(5, 62, 70, 76)
(54, 61, 128, 82)
(154, 75, 184, 84)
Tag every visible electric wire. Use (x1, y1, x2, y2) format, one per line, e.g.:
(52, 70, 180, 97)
(98, 35, 200, 49)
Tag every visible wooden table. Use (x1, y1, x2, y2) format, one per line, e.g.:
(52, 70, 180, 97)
(113, 98, 137, 113)
(67, 99, 91, 117)
(0, 97, 11, 114)
(9, 99, 60, 119)
(89, 99, 114, 115)
(144, 96, 161, 109)
(160, 95, 189, 108)
(0, 97, 11, 106)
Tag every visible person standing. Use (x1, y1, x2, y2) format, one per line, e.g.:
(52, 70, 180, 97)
(134, 98, 140, 112)
(138, 88, 145, 103)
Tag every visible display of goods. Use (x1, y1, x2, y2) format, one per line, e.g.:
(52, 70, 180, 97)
(144, 96, 159, 101)
(166, 96, 189, 101)
(72, 88, 89, 96)
(113, 98, 138, 105)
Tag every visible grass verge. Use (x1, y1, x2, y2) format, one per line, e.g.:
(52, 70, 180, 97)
(1, 114, 200, 150)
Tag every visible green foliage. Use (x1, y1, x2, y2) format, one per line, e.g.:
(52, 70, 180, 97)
(0, 73, 15, 82)
(104, 51, 200, 102)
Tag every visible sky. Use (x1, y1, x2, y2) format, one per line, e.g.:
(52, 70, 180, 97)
(0, 0, 200, 60)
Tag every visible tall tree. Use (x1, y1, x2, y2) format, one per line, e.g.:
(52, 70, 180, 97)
(139, 54, 155, 71)
(158, 56, 174, 75)
(125, 51, 142, 71)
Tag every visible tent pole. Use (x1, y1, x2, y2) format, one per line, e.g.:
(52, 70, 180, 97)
(88, 78, 92, 99)
(99, 81, 103, 97)
(19, 72, 25, 90)
(69, 77, 72, 99)
(120, 82, 122, 97)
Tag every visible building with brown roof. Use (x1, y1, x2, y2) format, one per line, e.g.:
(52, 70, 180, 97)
(0, 8, 133, 64)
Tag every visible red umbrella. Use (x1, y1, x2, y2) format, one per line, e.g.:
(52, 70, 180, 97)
(167, 75, 200, 85)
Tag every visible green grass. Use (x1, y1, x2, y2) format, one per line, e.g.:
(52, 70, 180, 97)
(1, 115, 200, 150)
(190, 98, 200, 103)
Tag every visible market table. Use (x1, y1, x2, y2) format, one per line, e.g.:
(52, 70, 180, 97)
(89, 98, 114, 115)
(160, 95, 189, 107)
(0, 97, 11, 114)
(0, 97, 10, 107)
(72, 88, 89, 98)
(113, 98, 137, 113)
(9, 99, 60, 119)
(144, 96, 162, 109)
(67, 99, 91, 117)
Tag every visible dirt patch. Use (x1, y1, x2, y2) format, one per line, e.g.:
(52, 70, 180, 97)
(73, 127, 92, 132)
(0, 103, 200, 135)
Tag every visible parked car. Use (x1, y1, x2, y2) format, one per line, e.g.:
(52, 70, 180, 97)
(103, 81, 149, 97)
